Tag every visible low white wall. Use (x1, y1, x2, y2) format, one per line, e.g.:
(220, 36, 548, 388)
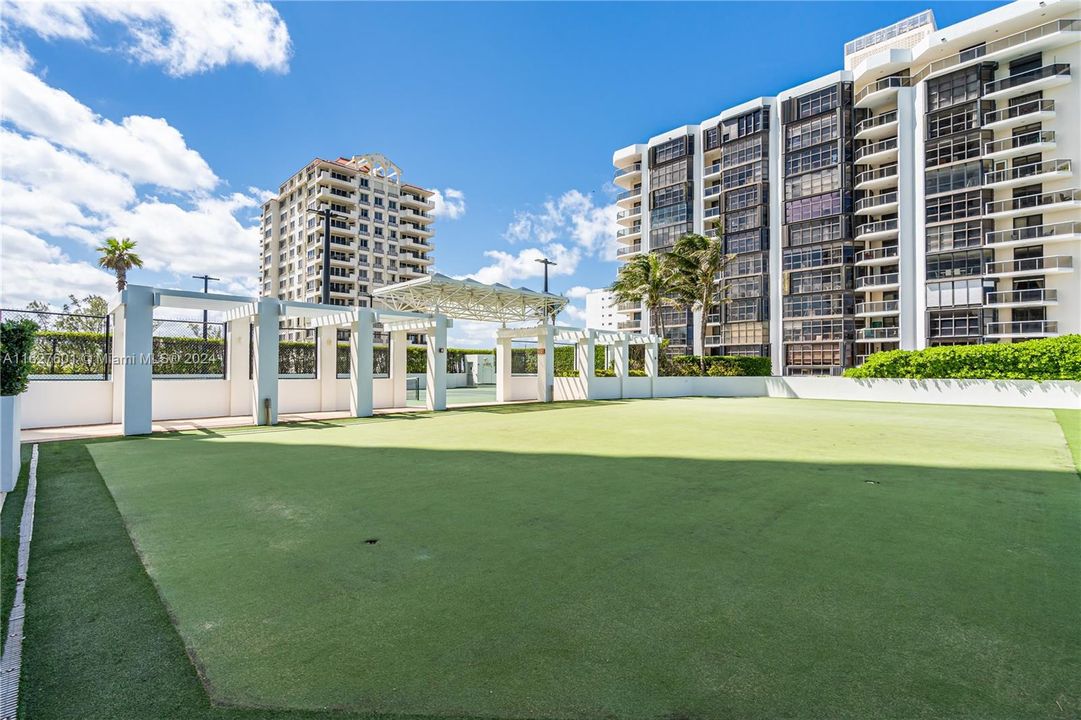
(278, 378, 322, 414)
(622, 376, 653, 399)
(554, 376, 587, 402)
(505, 375, 538, 402)
(408, 373, 469, 390)
(652, 376, 768, 398)
(590, 377, 622, 400)
(21, 380, 114, 429)
(769, 377, 1081, 410)
(153, 379, 231, 420)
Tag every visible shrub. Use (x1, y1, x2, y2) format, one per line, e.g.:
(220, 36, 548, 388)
(1, 318, 39, 395)
(844, 335, 1081, 381)
(664, 354, 771, 377)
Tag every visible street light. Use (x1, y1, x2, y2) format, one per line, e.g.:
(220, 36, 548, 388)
(307, 204, 351, 305)
(535, 257, 556, 293)
(192, 274, 219, 339)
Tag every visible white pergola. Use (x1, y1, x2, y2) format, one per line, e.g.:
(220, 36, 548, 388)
(373, 273, 567, 322)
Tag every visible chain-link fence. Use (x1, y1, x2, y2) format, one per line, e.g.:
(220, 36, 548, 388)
(279, 326, 317, 377)
(335, 330, 390, 378)
(1, 308, 111, 379)
(152, 318, 227, 378)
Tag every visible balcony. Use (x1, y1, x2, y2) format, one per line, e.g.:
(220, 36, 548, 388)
(854, 76, 910, 109)
(704, 162, 722, 178)
(617, 301, 640, 312)
(985, 220, 1081, 249)
(319, 171, 355, 190)
(855, 218, 899, 241)
(854, 137, 898, 165)
(983, 98, 1056, 131)
(400, 207, 433, 224)
(985, 320, 1058, 338)
(856, 326, 900, 341)
(854, 110, 899, 141)
(616, 225, 642, 241)
(855, 245, 899, 266)
(855, 300, 900, 318)
(985, 254, 1073, 278)
(983, 130, 1056, 161)
(614, 162, 642, 188)
(985, 289, 1058, 308)
(854, 164, 898, 191)
(616, 188, 642, 206)
(704, 184, 722, 198)
(617, 319, 641, 331)
(855, 272, 900, 292)
(985, 159, 1072, 190)
(703, 206, 721, 220)
(855, 191, 899, 217)
(399, 193, 435, 210)
(983, 63, 1071, 101)
(616, 207, 641, 225)
(617, 243, 642, 259)
(985, 188, 1081, 219)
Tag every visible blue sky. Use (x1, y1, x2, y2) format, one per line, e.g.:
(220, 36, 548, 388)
(1, 0, 1003, 339)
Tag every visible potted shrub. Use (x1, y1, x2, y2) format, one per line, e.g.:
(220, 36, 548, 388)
(1, 318, 38, 491)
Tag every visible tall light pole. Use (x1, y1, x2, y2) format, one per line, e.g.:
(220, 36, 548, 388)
(192, 274, 219, 339)
(308, 205, 350, 305)
(535, 257, 556, 294)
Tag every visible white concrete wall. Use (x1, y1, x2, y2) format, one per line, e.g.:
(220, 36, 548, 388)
(21, 380, 115, 429)
(407, 373, 469, 390)
(622, 376, 654, 399)
(153, 379, 231, 421)
(504, 375, 539, 402)
(553, 376, 587, 402)
(590, 377, 622, 400)
(769, 377, 1081, 409)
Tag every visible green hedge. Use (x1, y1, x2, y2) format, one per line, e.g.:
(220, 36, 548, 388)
(663, 354, 772, 377)
(844, 335, 1081, 381)
(1, 319, 39, 395)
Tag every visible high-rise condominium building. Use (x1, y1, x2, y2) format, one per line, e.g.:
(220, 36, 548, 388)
(613, 0, 1080, 375)
(260, 153, 435, 308)
(585, 289, 619, 331)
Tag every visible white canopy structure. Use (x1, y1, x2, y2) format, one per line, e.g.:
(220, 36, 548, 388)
(372, 273, 567, 323)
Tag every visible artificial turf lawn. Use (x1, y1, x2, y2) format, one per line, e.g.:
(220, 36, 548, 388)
(17, 398, 1081, 719)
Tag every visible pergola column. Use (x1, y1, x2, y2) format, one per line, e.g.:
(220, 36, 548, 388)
(121, 285, 154, 436)
(251, 297, 280, 425)
(349, 309, 374, 417)
(536, 324, 555, 403)
(645, 340, 660, 399)
(227, 317, 250, 417)
(426, 315, 447, 411)
(495, 335, 513, 403)
(318, 325, 338, 412)
(390, 330, 408, 408)
(614, 336, 630, 399)
(577, 330, 596, 401)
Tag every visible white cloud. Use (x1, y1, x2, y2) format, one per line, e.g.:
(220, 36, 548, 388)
(1, 50, 217, 191)
(0, 227, 116, 307)
(3, 0, 292, 76)
(503, 190, 620, 260)
(561, 303, 587, 325)
(430, 188, 466, 220)
(461, 244, 580, 287)
(564, 285, 595, 300)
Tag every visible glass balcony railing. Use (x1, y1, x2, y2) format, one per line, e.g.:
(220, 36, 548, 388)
(855, 191, 898, 213)
(855, 246, 899, 263)
(856, 218, 899, 238)
(856, 272, 899, 289)
(855, 110, 898, 135)
(617, 188, 642, 201)
(984, 130, 1055, 155)
(985, 159, 1071, 185)
(986, 220, 1081, 246)
(616, 207, 641, 220)
(854, 76, 910, 105)
(986, 289, 1057, 305)
(986, 188, 1079, 215)
(856, 326, 900, 340)
(616, 243, 642, 258)
(986, 320, 1058, 336)
(704, 162, 722, 176)
(854, 137, 898, 162)
(984, 63, 1071, 95)
(985, 255, 1073, 275)
(983, 98, 1055, 125)
(855, 164, 898, 186)
(855, 300, 899, 315)
(614, 162, 642, 178)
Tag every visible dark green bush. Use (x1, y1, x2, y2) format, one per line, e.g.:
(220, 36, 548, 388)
(664, 354, 771, 377)
(1, 318, 39, 395)
(844, 335, 1081, 381)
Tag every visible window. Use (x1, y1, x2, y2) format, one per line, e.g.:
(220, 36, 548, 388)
(785, 167, 843, 199)
(926, 66, 981, 112)
(785, 191, 846, 223)
(728, 276, 764, 298)
(722, 161, 767, 190)
(926, 278, 983, 308)
(783, 291, 850, 318)
(795, 86, 840, 119)
(651, 136, 693, 165)
(925, 131, 988, 167)
(926, 249, 987, 279)
(724, 184, 764, 211)
(786, 216, 849, 247)
(725, 207, 767, 234)
(783, 318, 850, 342)
(725, 298, 762, 322)
(723, 253, 766, 278)
(725, 230, 765, 255)
(926, 190, 988, 224)
(785, 142, 840, 177)
(722, 135, 765, 168)
(785, 343, 842, 367)
(785, 113, 840, 152)
(783, 242, 852, 270)
(650, 158, 691, 190)
(788, 267, 847, 294)
(723, 109, 768, 140)
(928, 310, 982, 338)
(926, 221, 988, 252)
(925, 161, 983, 195)
(926, 102, 981, 140)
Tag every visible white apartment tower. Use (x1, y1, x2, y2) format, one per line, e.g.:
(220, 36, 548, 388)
(260, 153, 435, 307)
(585, 289, 619, 331)
(613, 0, 1080, 375)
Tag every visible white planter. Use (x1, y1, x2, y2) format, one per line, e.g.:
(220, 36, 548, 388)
(1, 395, 21, 492)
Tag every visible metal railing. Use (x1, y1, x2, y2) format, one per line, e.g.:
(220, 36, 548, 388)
(985, 159, 1071, 186)
(984, 130, 1055, 156)
(855, 110, 898, 135)
(986, 220, 1081, 246)
(855, 164, 898, 186)
(617, 188, 641, 201)
(854, 75, 910, 105)
(983, 98, 1055, 125)
(704, 162, 722, 176)
(984, 63, 1071, 95)
(986, 188, 1079, 215)
(985, 255, 1073, 275)
(855, 191, 898, 213)
(856, 326, 900, 340)
(1, 308, 112, 380)
(614, 162, 642, 178)
(854, 136, 898, 162)
(855, 246, 899, 264)
(985, 289, 1057, 305)
(855, 300, 899, 315)
(911, 19, 1080, 84)
(616, 225, 641, 238)
(704, 185, 722, 197)
(856, 272, 899, 289)
(616, 243, 642, 258)
(986, 320, 1058, 336)
(616, 207, 641, 220)
(856, 218, 899, 238)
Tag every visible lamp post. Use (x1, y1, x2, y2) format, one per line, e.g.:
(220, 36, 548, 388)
(307, 205, 351, 305)
(535, 257, 556, 293)
(192, 274, 219, 339)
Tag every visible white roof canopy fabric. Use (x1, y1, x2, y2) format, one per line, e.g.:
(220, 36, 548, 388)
(372, 273, 567, 323)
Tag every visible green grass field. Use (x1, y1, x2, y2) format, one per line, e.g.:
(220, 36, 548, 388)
(12, 399, 1081, 719)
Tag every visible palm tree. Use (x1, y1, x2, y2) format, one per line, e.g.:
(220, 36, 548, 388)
(669, 233, 733, 374)
(610, 252, 674, 339)
(97, 238, 143, 292)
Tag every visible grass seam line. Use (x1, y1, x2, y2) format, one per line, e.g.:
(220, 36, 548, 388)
(0, 444, 39, 720)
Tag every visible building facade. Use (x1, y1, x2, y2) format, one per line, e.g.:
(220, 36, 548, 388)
(260, 153, 435, 307)
(613, 0, 1080, 375)
(585, 289, 618, 331)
